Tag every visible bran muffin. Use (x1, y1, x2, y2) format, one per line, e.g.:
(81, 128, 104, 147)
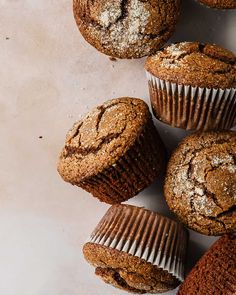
(145, 42, 236, 130)
(178, 235, 236, 295)
(58, 97, 165, 204)
(83, 204, 189, 293)
(198, 0, 236, 9)
(164, 131, 236, 236)
(73, 0, 181, 59)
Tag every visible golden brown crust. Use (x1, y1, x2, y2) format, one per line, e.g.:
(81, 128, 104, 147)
(164, 131, 236, 236)
(83, 243, 180, 293)
(145, 42, 236, 89)
(58, 97, 166, 204)
(73, 0, 181, 59)
(178, 235, 236, 295)
(58, 98, 150, 181)
(198, 0, 236, 9)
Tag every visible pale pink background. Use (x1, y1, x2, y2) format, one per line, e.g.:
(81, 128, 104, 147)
(0, 1, 235, 294)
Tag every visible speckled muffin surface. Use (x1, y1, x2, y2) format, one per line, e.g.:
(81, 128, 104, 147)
(58, 97, 165, 204)
(198, 0, 236, 9)
(73, 0, 181, 59)
(164, 131, 236, 235)
(145, 42, 236, 89)
(84, 244, 180, 294)
(58, 98, 149, 180)
(83, 204, 188, 293)
(178, 235, 236, 295)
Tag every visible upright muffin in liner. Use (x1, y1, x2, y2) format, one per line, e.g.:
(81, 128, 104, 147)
(58, 98, 166, 205)
(145, 42, 236, 131)
(83, 205, 188, 294)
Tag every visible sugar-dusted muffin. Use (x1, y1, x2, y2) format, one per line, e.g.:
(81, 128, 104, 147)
(73, 0, 181, 59)
(164, 131, 236, 236)
(198, 0, 236, 9)
(83, 204, 189, 293)
(58, 98, 165, 204)
(145, 42, 236, 130)
(178, 235, 236, 295)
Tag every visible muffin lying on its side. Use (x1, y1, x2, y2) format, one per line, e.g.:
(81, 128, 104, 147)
(58, 97, 165, 204)
(145, 42, 236, 131)
(83, 204, 189, 293)
(178, 235, 236, 295)
(164, 131, 236, 236)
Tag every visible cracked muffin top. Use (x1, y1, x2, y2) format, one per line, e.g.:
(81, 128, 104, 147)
(164, 131, 236, 235)
(145, 42, 236, 89)
(73, 0, 181, 58)
(198, 0, 236, 9)
(58, 97, 151, 182)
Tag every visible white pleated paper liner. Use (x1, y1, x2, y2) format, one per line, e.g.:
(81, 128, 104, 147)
(146, 71, 236, 131)
(88, 205, 188, 282)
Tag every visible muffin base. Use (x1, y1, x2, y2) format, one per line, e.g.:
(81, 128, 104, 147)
(146, 72, 236, 131)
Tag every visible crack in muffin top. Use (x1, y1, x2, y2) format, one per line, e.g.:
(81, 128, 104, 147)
(164, 131, 236, 235)
(145, 42, 236, 89)
(73, 0, 181, 58)
(58, 97, 151, 181)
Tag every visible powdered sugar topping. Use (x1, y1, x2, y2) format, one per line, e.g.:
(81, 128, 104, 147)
(90, 0, 152, 55)
(160, 42, 189, 69)
(211, 155, 236, 173)
(172, 150, 236, 216)
(99, 2, 122, 28)
(166, 43, 187, 58)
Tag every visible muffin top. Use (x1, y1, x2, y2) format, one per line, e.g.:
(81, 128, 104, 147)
(178, 235, 236, 295)
(58, 98, 151, 182)
(73, 0, 181, 59)
(198, 0, 236, 9)
(164, 131, 236, 235)
(145, 42, 236, 89)
(84, 243, 180, 293)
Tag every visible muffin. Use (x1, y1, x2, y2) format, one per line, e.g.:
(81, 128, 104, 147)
(73, 0, 181, 59)
(178, 235, 236, 295)
(197, 0, 236, 9)
(164, 131, 236, 236)
(83, 204, 189, 293)
(58, 97, 165, 204)
(145, 42, 236, 130)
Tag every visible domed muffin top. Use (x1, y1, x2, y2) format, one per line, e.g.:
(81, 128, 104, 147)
(58, 97, 151, 181)
(73, 0, 181, 58)
(164, 131, 236, 235)
(145, 42, 236, 89)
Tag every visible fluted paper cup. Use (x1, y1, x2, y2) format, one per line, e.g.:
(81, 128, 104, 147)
(88, 204, 188, 282)
(146, 71, 236, 131)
